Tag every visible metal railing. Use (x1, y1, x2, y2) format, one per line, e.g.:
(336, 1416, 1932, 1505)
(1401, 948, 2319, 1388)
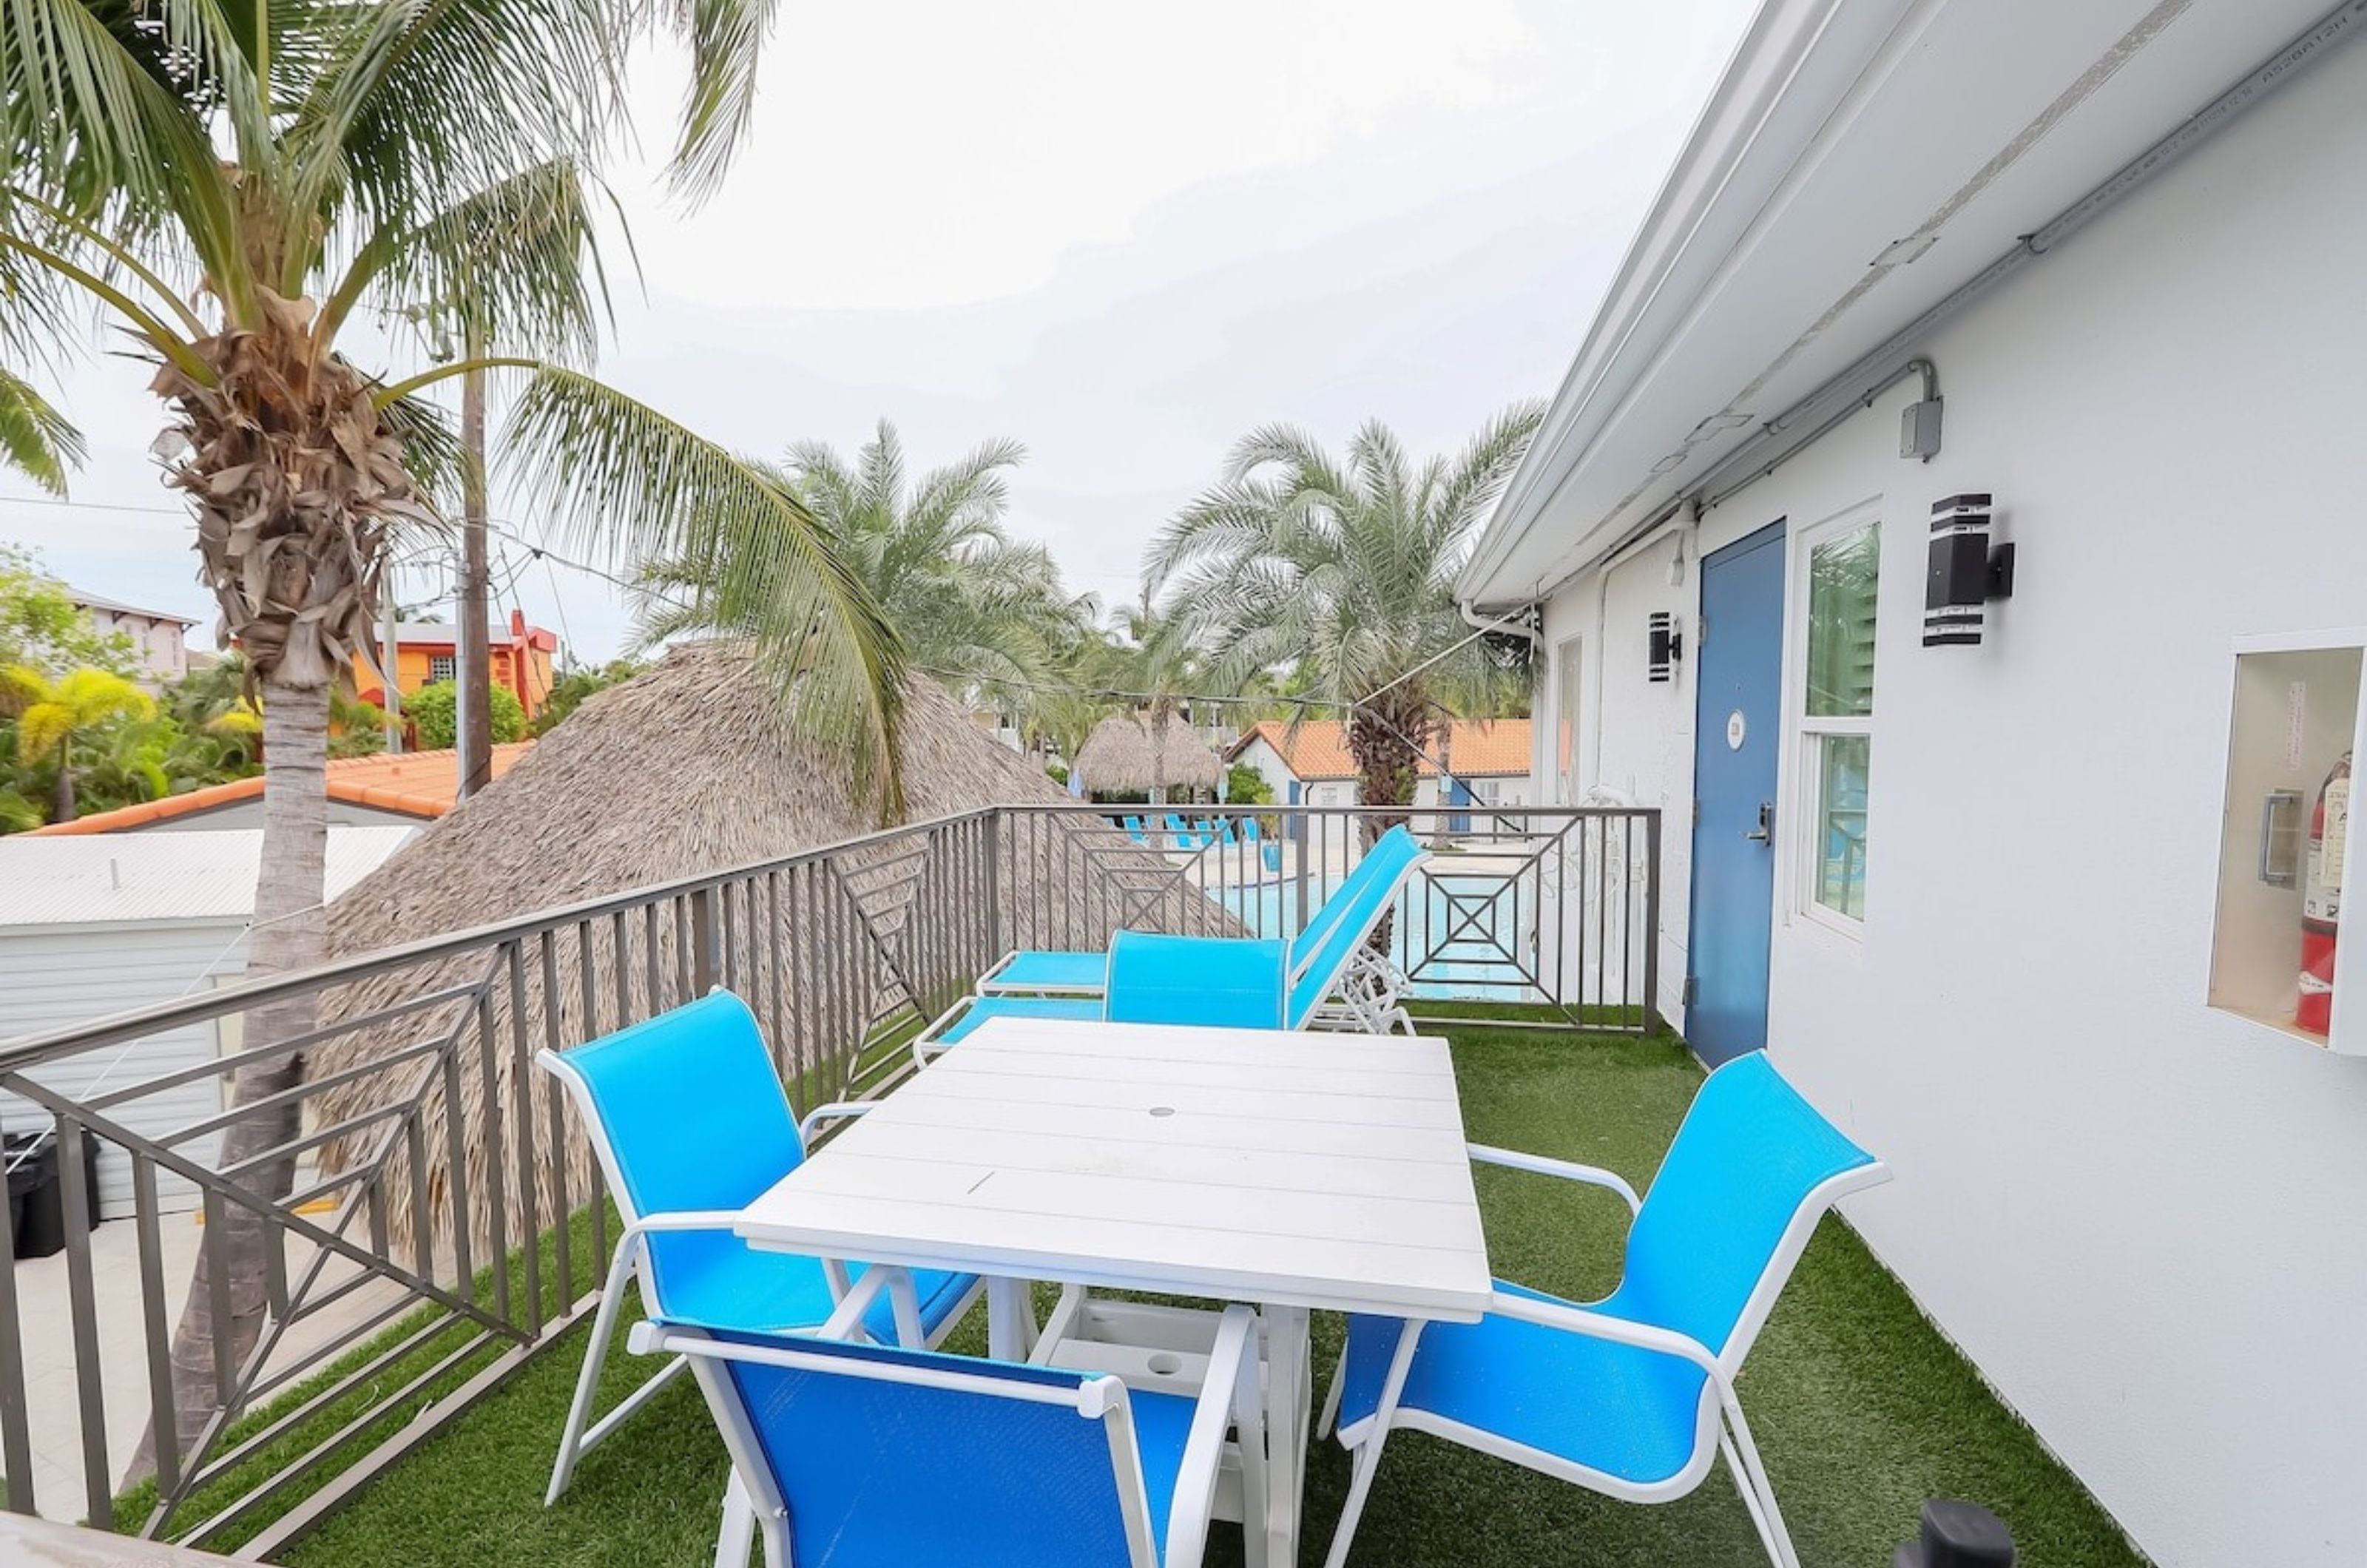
(1002, 804, 1660, 1022)
(0, 801, 1655, 1557)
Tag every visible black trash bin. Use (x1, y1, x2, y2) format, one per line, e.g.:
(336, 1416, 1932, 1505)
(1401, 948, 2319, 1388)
(7, 1128, 104, 1260)
(3, 1131, 43, 1254)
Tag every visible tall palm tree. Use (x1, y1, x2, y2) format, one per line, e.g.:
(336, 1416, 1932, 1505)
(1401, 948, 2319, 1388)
(639, 419, 1095, 717)
(2, 0, 906, 1463)
(1147, 405, 1544, 831)
(0, 663, 155, 820)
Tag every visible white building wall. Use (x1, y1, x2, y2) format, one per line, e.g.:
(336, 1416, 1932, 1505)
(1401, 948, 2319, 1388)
(1228, 737, 1302, 806)
(0, 922, 235, 1218)
(1533, 41, 2367, 1568)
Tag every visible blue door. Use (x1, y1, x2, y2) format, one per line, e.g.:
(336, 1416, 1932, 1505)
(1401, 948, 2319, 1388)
(1688, 521, 1785, 1064)
(1445, 777, 1473, 834)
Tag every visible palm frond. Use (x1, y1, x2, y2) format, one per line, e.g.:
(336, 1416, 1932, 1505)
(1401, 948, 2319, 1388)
(375, 389, 465, 514)
(0, 366, 85, 495)
(333, 156, 615, 361)
(502, 368, 908, 814)
(662, 0, 780, 203)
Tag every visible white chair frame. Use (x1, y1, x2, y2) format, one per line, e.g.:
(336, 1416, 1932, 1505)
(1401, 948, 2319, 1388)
(638, 1267, 1270, 1568)
(537, 1046, 985, 1505)
(1317, 1142, 1888, 1568)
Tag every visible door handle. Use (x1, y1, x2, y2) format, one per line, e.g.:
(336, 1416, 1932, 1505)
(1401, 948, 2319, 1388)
(1744, 801, 1774, 844)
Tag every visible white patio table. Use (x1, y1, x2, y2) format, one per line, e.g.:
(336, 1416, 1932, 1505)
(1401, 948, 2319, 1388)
(733, 1014, 1493, 1567)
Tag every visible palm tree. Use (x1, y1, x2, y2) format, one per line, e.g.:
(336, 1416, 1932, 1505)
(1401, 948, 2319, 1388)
(1146, 405, 1544, 832)
(0, 664, 155, 820)
(639, 420, 1095, 718)
(2, 0, 907, 1464)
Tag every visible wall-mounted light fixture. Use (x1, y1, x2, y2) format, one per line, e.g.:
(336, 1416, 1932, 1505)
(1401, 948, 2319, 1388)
(1924, 493, 2015, 646)
(1648, 611, 1684, 683)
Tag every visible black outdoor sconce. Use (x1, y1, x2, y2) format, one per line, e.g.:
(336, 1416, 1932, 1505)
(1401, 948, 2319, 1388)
(1647, 610, 1683, 683)
(1923, 493, 2015, 647)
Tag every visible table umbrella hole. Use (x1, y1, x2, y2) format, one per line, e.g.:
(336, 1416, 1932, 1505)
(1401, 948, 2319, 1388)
(1147, 1352, 1183, 1376)
(1149, 1106, 1176, 1118)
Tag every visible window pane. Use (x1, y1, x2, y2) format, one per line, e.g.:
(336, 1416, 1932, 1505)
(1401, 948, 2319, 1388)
(1808, 524, 1880, 717)
(1815, 734, 1871, 919)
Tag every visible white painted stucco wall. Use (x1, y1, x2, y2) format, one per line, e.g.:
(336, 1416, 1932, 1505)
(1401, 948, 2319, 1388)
(1528, 39, 2367, 1568)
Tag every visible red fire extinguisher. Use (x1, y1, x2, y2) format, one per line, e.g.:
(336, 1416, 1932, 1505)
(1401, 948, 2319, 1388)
(2297, 749, 2351, 1035)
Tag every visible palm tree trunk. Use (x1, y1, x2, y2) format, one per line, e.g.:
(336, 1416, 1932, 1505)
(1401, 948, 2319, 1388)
(50, 746, 73, 822)
(130, 678, 331, 1483)
(1348, 686, 1434, 957)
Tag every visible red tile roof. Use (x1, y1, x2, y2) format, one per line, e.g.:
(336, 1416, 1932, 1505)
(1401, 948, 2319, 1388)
(27, 743, 533, 835)
(1227, 718, 1530, 780)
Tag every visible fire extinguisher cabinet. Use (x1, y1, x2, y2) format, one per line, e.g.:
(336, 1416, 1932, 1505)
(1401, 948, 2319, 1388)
(2209, 630, 2367, 1054)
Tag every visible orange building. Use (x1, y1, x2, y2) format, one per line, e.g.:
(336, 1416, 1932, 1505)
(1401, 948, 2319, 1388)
(353, 609, 559, 722)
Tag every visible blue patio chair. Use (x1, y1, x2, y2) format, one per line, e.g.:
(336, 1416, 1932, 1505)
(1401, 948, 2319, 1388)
(919, 828, 1430, 1058)
(911, 936, 1289, 1062)
(633, 1268, 1269, 1568)
(1162, 812, 1207, 851)
(976, 824, 1428, 1011)
(536, 992, 984, 1504)
(1240, 815, 1262, 845)
(1317, 1052, 1890, 1568)
(1121, 814, 1150, 844)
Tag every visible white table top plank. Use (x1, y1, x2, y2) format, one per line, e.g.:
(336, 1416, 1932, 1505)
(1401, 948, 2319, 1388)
(939, 1024, 1448, 1075)
(936, 1045, 1453, 1100)
(790, 1153, 1486, 1249)
(823, 1093, 1473, 1165)
(740, 1016, 1493, 1322)
(749, 1189, 1489, 1317)
(888, 1069, 1462, 1131)
(834, 1120, 1471, 1193)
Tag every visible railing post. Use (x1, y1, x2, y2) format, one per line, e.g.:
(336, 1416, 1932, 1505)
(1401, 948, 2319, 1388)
(1641, 809, 1663, 1033)
(984, 811, 1004, 973)
(689, 885, 722, 995)
(0, 1116, 31, 1515)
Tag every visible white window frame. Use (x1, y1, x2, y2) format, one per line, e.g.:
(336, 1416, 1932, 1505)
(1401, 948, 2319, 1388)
(1790, 502, 1882, 937)
(428, 653, 456, 684)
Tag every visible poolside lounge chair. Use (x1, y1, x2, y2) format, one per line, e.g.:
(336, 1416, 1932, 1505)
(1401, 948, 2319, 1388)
(976, 823, 1427, 1006)
(1163, 812, 1207, 851)
(537, 992, 983, 1505)
(1316, 1052, 1889, 1568)
(634, 1268, 1268, 1568)
(919, 828, 1431, 1059)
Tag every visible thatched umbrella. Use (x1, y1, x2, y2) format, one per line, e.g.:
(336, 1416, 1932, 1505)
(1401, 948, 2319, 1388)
(305, 642, 1235, 1263)
(1072, 711, 1223, 802)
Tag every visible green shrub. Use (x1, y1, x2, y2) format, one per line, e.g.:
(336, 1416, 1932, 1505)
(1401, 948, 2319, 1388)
(405, 680, 525, 751)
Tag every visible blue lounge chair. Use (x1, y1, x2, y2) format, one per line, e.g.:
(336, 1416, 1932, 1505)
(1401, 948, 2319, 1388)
(1317, 1052, 1890, 1568)
(1121, 814, 1149, 845)
(1162, 812, 1206, 851)
(537, 993, 983, 1504)
(976, 824, 1428, 1006)
(922, 828, 1431, 1058)
(635, 1271, 1268, 1568)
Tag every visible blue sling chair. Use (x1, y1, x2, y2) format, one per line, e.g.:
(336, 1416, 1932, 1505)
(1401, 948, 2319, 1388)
(931, 825, 1431, 1058)
(633, 1268, 1269, 1568)
(536, 993, 985, 1504)
(1314, 1052, 1889, 1568)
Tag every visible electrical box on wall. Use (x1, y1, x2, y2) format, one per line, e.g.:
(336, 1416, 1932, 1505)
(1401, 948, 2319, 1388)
(2208, 631, 2367, 1053)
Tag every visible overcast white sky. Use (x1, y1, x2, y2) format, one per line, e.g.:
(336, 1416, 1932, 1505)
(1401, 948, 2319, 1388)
(0, 0, 1753, 663)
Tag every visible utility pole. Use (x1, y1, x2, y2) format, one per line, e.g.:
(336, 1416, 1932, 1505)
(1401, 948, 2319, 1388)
(456, 324, 492, 797)
(381, 584, 402, 753)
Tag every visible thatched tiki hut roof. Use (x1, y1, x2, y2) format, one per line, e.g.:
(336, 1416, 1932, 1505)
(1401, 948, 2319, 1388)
(306, 642, 1236, 1265)
(1072, 711, 1222, 796)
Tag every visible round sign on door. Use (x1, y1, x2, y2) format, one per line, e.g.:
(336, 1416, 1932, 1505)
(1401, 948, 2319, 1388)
(1726, 709, 1747, 751)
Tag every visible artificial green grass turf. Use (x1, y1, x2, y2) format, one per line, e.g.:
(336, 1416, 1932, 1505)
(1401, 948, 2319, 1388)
(280, 1027, 2146, 1568)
